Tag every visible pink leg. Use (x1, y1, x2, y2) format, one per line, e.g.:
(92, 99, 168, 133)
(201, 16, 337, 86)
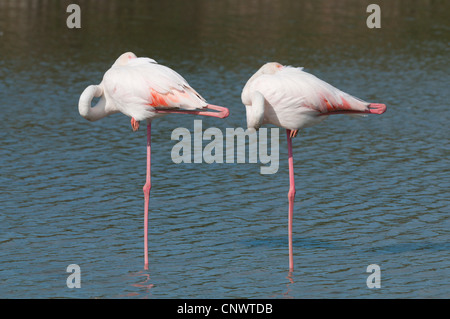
(143, 122, 152, 270)
(286, 129, 296, 271)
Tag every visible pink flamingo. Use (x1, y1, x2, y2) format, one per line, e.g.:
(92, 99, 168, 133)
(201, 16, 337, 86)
(79, 52, 229, 269)
(242, 62, 386, 271)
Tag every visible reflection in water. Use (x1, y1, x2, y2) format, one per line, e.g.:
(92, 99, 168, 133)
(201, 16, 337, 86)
(282, 272, 295, 299)
(269, 271, 294, 299)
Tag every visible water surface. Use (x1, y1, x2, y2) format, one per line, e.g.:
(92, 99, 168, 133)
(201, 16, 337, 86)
(0, 0, 449, 298)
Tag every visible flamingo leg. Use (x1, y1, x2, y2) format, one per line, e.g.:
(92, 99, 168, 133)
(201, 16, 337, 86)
(143, 121, 152, 270)
(286, 129, 296, 271)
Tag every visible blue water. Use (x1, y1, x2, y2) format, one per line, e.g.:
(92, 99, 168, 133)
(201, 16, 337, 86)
(0, 0, 449, 298)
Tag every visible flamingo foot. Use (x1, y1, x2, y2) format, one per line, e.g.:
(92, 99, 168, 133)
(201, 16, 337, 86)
(131, 118, 140, 131)
(290, 129, 299, 138)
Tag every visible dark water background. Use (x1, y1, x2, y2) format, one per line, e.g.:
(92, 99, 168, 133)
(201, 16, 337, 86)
(0, 0, 449, 298)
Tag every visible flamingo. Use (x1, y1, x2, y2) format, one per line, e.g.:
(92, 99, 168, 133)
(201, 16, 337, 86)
(241, 62, 386, 271)
(78, 52, 229, 269)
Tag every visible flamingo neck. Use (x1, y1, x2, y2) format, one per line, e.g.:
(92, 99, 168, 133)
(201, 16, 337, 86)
(78, 84, 111, 121)
(245, 91, 265, 130)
